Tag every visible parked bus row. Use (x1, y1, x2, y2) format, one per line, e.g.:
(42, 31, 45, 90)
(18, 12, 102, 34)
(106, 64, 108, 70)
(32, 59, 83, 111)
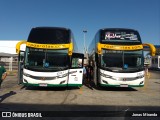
(16, 27, 156, 88)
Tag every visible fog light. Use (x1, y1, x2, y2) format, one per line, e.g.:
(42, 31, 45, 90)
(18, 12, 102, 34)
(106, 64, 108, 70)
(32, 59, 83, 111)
(23, 79, 28, 83)
(60, 80, 65, 84)
(102, 80, 108, 84)
(139, 81, 144, 85)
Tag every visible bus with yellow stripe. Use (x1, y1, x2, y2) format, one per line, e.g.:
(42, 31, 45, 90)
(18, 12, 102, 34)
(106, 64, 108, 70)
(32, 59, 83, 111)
(16, 27, 84, 87)
(89, 28, 156, 87)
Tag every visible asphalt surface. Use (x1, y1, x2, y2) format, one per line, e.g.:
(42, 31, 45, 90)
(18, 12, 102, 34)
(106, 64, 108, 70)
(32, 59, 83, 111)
(0, 70, 160, 120)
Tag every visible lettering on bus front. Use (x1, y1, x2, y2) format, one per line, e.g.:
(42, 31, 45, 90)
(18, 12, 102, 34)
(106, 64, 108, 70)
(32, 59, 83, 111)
(26, 42, 68, 49)
(103, 45, 143, 50)
(100, 30, 142, 43)
(105, 32, 138, 40)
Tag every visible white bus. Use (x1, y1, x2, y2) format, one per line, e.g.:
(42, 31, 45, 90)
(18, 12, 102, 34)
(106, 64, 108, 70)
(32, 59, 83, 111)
(16, 27, 84, 87)
(88, 28, 156, 87)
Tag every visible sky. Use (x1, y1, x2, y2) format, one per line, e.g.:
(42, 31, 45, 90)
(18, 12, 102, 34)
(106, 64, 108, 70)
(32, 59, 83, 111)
(0, 0, 160, 53)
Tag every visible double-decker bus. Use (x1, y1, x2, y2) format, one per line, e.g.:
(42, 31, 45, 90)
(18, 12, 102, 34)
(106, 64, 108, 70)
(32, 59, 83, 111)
(89, 28, 156, 87)
(16, 27, 84, 87)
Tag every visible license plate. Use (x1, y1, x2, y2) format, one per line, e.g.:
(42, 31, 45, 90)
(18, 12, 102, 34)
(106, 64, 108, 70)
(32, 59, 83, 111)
(120, 84, 128, 87)
(39, 83, 47, 87)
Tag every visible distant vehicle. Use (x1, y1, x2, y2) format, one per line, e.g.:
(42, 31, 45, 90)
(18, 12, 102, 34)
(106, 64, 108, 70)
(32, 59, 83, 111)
(16, 27, 84, 87)
(88, 28, 155, 87)
(151, 55, 160, 69)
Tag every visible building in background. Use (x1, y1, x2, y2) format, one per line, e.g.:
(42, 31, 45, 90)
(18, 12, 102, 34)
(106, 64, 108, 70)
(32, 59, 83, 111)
(0, 40, 26, 71)
(144, 45, 160, 69)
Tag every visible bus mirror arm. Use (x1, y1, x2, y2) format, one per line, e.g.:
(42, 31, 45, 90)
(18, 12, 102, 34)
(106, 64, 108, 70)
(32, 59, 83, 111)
(16, 40, 27, 54)
(68, 43, 73, 56)
(142, 43, 156, 56)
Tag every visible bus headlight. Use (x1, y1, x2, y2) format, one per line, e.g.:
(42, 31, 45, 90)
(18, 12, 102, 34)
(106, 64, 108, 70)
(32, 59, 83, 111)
(23, 72, 31, 77)
(57, 72, 63, 77)
(100, 72, 116, 80)
(57, 73, 68, 78)
(137, 75, 144, 79)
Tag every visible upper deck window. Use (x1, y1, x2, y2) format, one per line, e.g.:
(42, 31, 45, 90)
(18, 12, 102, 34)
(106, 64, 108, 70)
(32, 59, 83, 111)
(28, 27, 70, 44)
(101, 29, 141, 43)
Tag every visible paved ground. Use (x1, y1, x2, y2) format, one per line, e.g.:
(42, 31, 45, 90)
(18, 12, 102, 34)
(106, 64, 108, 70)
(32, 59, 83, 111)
(0, 70, 160, 120)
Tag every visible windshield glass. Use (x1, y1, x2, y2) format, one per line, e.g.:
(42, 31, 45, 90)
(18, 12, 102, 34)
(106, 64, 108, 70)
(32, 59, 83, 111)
(101, 49, 143, 72)
(28, 28, 70, 44)
(24, 47, 69, 72)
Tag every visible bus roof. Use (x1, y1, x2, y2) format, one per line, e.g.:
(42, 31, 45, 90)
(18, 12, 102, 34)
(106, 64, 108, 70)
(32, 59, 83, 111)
(100, 28, 138, 32)
(31, 27, 71, 31)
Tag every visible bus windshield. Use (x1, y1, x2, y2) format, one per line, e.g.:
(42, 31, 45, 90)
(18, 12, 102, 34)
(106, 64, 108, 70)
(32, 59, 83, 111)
(101, 49, 144, 72)
(24, 47, 69, 72)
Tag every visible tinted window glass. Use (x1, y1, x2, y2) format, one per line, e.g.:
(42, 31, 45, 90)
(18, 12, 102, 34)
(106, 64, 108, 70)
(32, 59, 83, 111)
(101, 49, 143, 72)
(100, 29, 141, 43)
(24, 47, 69, 72)
(28, 28, 70, 44)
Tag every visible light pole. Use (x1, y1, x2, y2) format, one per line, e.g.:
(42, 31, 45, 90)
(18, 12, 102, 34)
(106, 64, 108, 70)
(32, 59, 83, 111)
(83, 30, 87, 54)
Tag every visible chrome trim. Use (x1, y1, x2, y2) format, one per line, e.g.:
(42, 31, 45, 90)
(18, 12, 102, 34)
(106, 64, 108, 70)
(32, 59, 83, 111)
(100, 72, 144, 81)
(23, 73, 68, 80)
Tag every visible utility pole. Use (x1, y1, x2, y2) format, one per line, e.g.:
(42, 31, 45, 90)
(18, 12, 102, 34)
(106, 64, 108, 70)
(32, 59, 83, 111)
(83, 30, 87, 54)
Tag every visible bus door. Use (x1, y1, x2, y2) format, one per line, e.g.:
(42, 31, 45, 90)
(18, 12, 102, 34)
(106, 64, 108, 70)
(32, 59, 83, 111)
(68, 53, 84, 86)
(18, 50, 25, 84)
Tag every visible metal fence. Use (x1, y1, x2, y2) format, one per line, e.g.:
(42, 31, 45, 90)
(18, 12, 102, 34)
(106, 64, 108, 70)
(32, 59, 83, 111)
(0, 61, 18, 71)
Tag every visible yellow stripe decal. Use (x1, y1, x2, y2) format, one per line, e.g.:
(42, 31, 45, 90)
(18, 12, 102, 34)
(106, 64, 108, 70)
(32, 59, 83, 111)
(100, 44, 143, 50)
(26, 42, 70, 49)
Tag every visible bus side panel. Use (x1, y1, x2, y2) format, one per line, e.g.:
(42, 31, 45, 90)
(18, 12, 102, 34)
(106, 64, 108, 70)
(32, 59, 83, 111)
(68, 53, 84, 87)
(68, 68, 83, 87)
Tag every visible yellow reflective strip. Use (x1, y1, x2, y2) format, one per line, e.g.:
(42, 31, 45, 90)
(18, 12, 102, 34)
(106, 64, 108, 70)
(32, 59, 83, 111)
(68, 43, 73, 55)
(100, 44, 143, 50)
(97, 43, 102, 54)
(26, 42, 70, 49)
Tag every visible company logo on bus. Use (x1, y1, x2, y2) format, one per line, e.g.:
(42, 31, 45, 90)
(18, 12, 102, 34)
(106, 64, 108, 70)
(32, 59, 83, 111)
(123, 78, 126, 81)
(102, 44, 143, 50)
(26, 42, 70, 49)
(41, 77, 46, 80)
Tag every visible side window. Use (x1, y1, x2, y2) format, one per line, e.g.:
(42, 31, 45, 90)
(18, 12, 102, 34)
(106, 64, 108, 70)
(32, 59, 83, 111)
(71, 58, 78, 68)
(71, 58, 83, 68)
(71, 53, 84, 69)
